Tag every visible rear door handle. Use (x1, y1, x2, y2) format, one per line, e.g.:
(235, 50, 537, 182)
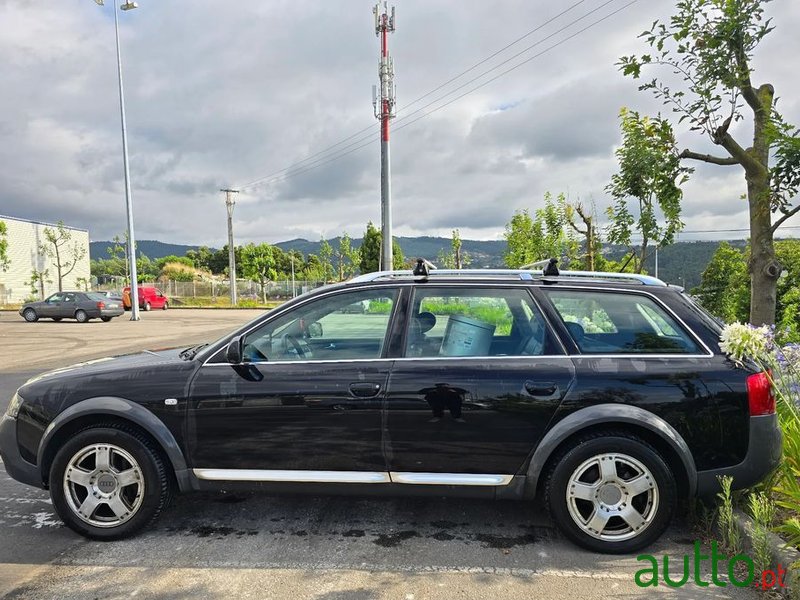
(524, 380, 559, 398)
(349, 382, 382, 398)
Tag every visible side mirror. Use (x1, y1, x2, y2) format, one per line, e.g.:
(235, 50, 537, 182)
(307, 321, 323, 338)
(226, 336, 243, 364)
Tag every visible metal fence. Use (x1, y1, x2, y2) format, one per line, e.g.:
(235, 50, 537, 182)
(95, 279, 326, 301)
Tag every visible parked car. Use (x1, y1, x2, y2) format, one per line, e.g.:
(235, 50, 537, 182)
(122, 286, 169, 311)
(18, 292, 124, 323)
(98, 290, 124, 302)
(0, 264, 781, 552)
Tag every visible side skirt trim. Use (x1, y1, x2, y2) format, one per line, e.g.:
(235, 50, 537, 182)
(191, 469, 514, 486)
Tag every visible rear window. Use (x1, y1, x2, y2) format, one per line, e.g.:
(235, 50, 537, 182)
(86, 293, 107, 301)
(543, 289, 702, 354)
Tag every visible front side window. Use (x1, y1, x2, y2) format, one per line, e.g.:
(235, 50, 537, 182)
(405, 287, 559, 357)
(46, 293, 64, 303)
(241, 289, 397, 362)
(543, 289, 701, 354)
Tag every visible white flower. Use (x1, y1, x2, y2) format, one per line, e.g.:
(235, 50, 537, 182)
(719, 323, 771, 362)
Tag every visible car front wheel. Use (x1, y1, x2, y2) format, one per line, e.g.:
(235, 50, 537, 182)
(162, 302, 168, 310)
(544, 431, 675, 554)
(22, 308, 38, 322)
(49, 426, 173, 540)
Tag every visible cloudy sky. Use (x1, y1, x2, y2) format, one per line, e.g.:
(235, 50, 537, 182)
(1, 0, 798, 246)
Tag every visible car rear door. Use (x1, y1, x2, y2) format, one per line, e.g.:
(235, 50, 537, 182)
(383, 285, 575, 483)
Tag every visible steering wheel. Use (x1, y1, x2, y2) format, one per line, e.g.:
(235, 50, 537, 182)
(283, 334, 312, 359)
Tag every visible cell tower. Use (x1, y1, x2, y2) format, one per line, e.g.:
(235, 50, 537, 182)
(372, 1, 396, 271)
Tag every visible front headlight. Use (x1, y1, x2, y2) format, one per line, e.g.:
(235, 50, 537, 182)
(6, 391, 24, 418)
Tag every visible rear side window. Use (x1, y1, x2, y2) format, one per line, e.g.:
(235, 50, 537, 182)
(543, 290, 701, 354)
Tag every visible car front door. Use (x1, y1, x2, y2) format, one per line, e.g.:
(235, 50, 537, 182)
(187, 287, 401, 482)
(383, 285, 575, 484)
(38, 293, 63, 318)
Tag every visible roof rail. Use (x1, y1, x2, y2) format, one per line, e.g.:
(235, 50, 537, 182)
(347, 268, 666, 286)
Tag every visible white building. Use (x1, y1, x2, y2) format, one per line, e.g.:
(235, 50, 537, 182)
(0, 215, 91, 304)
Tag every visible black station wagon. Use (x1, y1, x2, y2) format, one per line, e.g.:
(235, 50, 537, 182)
(0, 263, 781, 553)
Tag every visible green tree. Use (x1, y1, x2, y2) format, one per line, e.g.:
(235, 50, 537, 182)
(27, 268, 51, 300)
(693, 242, 750, 323)
(239, 243, 277, 302)
(503, 192, 578, 268)
(0, 220, 9, 272)
(619, 0, 800, 324)
(606, 109, 691, 273)
(438, 229, 471, 269)
(185, 246, 214, 271)
(564, 201, 601, 271)
(318, 238, 335, 283)
(359, 222, 382, 274)
(776, 240, 800, 340)
(336, 233, 360, 280)
(40, 221, 87, 292)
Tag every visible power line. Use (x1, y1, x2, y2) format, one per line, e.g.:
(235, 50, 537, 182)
(238, 0, 589, 191)
(238, 0, 635, 192)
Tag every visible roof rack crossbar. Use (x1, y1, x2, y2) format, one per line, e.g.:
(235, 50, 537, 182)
(347, 269, 666, 286)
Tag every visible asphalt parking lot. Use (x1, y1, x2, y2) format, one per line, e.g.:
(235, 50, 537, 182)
(0, 309, 761, 599)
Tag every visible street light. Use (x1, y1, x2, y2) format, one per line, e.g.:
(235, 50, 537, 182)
(95, 0, 141, 320)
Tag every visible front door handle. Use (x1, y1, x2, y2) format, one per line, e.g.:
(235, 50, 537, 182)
(524, 380, 559, 399)
(349, 382, 382, 398)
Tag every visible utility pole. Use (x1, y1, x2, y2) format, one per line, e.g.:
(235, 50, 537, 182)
(373, 1, 396, 271)
(221, 189, 239, 305)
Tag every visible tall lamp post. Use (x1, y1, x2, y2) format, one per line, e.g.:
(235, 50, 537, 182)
(96, 0, 141, 320)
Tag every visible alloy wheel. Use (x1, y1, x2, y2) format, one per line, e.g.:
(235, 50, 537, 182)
(565, 452, 658, 542)
(63, 443, 145, 528)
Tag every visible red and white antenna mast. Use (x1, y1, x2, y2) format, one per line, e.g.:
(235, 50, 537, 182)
(373, 1, 396, 271)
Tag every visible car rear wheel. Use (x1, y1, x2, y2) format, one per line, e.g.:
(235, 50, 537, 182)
(162, 302, 168, 310)
(49, 426, 173, 540)
(75, 310, 89, 323)
(101, 316, 112, 322)
(544, 432, 675, 554)
(143, 302, 151, 312)
(22, 308, 38, 322)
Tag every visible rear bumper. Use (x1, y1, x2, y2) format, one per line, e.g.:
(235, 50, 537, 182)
(100, 308, 124, 317)
(0, 415, 44, 489)
(696, 414, 782, 496)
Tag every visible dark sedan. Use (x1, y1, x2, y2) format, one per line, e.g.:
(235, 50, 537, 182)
(19, 292, 124, 323)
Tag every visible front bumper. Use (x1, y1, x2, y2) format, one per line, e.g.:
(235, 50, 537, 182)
(0, 414, 44, 489)
(696, 414, 782, 496)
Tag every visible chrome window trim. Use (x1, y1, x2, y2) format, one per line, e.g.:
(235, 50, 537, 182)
(201, 353, 714, 367)
(539, 285, 714, 357)
(389, 472, 513, 486)
(193, 469, 391, 484)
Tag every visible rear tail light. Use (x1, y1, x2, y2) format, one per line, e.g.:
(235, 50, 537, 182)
(747, 372, 775, 416)
(97, 301, 105, 309)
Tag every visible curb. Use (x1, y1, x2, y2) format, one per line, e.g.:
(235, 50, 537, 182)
(733, 508, 800, 597)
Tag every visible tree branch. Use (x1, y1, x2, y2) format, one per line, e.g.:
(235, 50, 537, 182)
(772, 204, 800, 233)
(679, 149, 739, 166)
(716, 131, 765, 176)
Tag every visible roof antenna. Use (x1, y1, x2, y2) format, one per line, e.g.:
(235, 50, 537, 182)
(543, 258, 560, 276)
(413, 258, 436, 277)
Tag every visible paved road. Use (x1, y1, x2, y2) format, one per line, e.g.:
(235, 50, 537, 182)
(0, 310, 761, 599)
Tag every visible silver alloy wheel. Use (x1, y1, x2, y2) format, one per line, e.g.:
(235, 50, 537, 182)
(23, 308, 37, 322)
(63, 444, 145, 528)
(565, 452, 658, 542)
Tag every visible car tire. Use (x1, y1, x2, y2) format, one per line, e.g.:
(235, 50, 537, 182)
(48, 425, 173, 540)
(23, 308, 38, 322)
(143, 302, 151, 312)
(75, 310, 89, 323)
(101, 317, 112, 322)
(543, 431, 676, 554)
(162, 302, 168, 310)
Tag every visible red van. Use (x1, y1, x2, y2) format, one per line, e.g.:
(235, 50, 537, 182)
(122, 286, 169, 311)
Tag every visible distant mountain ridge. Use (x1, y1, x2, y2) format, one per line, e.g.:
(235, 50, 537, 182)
(90, 236, 755, 290)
